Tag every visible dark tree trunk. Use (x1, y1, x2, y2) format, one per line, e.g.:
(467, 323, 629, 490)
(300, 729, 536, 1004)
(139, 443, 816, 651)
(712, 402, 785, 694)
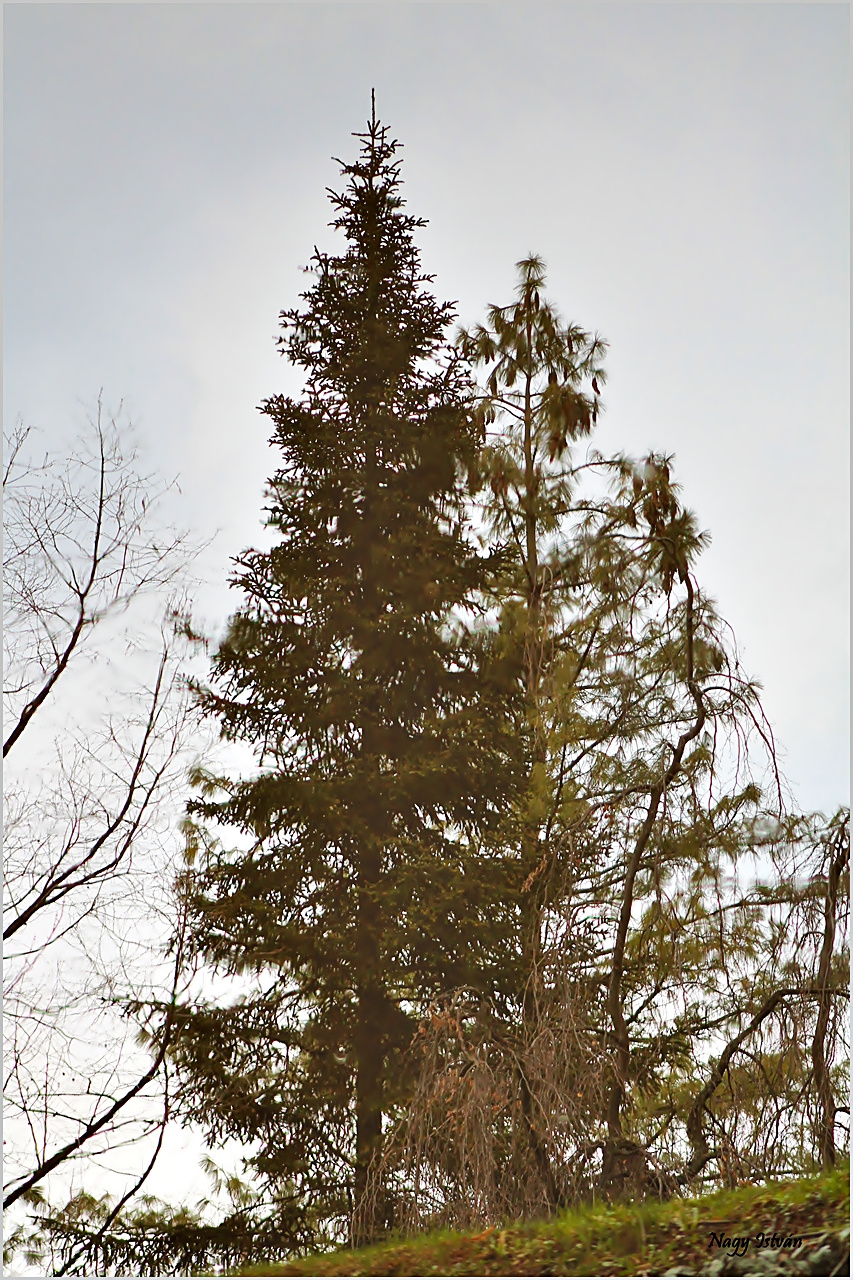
(811, 824, 848, 1169)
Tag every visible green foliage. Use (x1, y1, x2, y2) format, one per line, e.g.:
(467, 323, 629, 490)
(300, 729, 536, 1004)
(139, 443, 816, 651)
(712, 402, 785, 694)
(4, 1185, 312, 1277)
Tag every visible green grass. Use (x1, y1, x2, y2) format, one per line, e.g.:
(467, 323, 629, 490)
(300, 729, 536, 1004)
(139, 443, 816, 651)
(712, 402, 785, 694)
(234, 1165, 849, 1276)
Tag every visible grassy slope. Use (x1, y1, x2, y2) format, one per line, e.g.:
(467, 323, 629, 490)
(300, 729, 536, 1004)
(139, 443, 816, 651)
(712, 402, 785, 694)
(236, 1166, 849, 1277)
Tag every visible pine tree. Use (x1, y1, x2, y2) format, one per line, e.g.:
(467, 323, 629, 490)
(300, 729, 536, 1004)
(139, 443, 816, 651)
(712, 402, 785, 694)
(172, 103, 514, 1245)
(460, 259, 754, 1202)
(392, 259, 824, 1225)
(459, 256, 608, 1206)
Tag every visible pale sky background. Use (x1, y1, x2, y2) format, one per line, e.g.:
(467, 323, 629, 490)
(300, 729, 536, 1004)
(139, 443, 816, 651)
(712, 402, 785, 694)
(3, 0, 850, 1217)
(5, 1, 849, 817)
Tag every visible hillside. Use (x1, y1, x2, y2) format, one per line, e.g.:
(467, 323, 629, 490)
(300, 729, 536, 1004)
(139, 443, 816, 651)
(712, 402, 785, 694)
(235, 1166, 849, 1277)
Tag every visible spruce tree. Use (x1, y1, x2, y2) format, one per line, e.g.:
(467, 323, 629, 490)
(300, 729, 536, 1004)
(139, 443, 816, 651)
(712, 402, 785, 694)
(171, 103, 512, 1246)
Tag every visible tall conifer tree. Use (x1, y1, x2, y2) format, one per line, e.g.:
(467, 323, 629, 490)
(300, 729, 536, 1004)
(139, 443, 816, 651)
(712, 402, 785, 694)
(173, 103, 512, 1244)
(458, 259, 599, 1205)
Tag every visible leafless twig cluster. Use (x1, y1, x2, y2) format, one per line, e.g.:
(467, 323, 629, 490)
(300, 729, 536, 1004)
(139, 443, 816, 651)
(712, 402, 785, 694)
(3, 399, 205, 1226)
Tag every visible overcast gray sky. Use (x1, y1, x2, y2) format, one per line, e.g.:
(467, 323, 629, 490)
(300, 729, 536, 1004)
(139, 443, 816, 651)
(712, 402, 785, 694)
(5, 0, 849, 818)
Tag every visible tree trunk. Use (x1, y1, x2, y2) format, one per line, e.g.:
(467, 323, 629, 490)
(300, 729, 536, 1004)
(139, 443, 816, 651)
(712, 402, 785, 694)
(354, 922, 384, 1243)
(602, 571, 704, 1193)
(516, 325, 561, 1212)
(351, 432, 387, 1245)
(811, 823, 848, 1169)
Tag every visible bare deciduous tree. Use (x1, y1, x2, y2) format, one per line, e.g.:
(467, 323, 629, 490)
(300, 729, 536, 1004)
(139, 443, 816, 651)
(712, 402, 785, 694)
(3, 399, 204, 1226)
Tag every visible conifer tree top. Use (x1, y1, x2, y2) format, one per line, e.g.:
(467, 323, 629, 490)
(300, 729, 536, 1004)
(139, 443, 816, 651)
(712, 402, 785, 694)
(260, 96, 477, 520)
(273, 94, 460, 430)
